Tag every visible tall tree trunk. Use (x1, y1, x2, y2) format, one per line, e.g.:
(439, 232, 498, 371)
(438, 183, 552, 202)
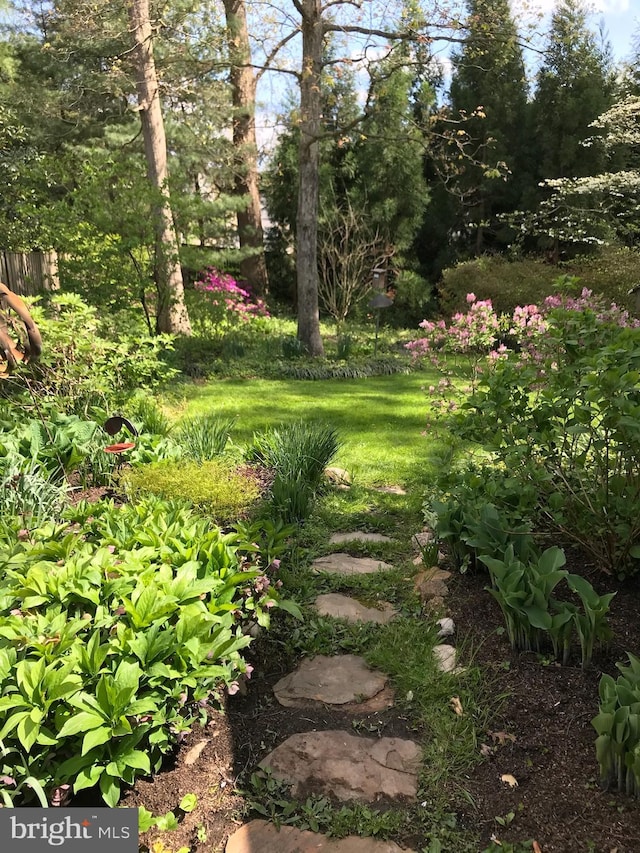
(126, 0, 191, 335)
(296, 0, 324, 356)
(223, 0, 269, 297)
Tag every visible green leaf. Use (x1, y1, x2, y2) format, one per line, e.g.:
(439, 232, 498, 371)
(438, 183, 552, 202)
(81, 726, 112, 756)
(58, 712, 106, 738)
(73, 764, 104, 793)
(99, 773, 121, 807)
(179, 793, 197, 812)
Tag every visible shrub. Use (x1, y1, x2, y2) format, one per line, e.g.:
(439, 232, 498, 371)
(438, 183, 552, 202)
(4, 293, 177, 416)
(187, 268, 270, 337)
(123, 459, 262, 523)
(0, 496, 297, 806)
(439, 246, 640, 317)
(452, 306, 640, 576)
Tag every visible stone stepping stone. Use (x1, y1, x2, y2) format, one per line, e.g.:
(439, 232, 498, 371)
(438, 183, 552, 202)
(329, 531, 392, 545)
(273, 654, 393, 711)
(312, 553, 393, 575)
(314, 593, 397, 625)
(226, 820, 416, 853)
(260, 730, 422, 803)
(373, 485, 407, 495)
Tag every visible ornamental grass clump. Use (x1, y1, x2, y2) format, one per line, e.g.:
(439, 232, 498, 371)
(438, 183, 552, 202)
(593, 654, 640, 796)
(123, 459, 261, 524)
(246, 421, 341, 522)
(175, 414, 237, 461)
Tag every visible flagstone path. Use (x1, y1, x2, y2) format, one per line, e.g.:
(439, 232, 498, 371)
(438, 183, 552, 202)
(225, 506, 458, 853)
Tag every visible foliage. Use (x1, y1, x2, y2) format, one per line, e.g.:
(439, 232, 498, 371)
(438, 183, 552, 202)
(0, 464, 69, 531)
(448, 0, 531, 253)
(123, 460, 263, 524)
(532, 92, 639, 248)
(452, 301, 640, 576)
(246, 422, 340, 522)
(275, 356, 413, 381)
(438, 247, 640, 316)
(0, 413, 100, 480)
(0, 495, 296, 805)
(1, 294, 177, 417)
(532, 0, 614, 182)
(593, 653, 640, 796)
(481, 545, 615, 667)
(187, 268, 269, 337)
(175, 414, 237, 461)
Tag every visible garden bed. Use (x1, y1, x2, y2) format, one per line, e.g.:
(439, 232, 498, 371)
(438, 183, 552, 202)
(123, 551, 640, 853)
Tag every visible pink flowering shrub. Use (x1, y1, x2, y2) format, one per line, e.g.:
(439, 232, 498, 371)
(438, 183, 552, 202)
(190, 267, 270, 335)
(406, 295, 503, 358)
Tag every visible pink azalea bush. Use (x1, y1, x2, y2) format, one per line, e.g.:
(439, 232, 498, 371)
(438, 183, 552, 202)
(191, 267, 270, 334)
(408, 286, 640, 418)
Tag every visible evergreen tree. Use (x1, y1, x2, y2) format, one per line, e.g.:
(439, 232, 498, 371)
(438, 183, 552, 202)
(532, 0, 615, 181)
(448, 0, 531, 253)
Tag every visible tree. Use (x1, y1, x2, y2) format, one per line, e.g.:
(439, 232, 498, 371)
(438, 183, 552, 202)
(536, 95, 640, 248)
(222, 0, 269, 296)
(264, 41, 431, 331)
(532, 0, 614, 181)
(126, 0, 192, 334)
(448, 0, 530, 254)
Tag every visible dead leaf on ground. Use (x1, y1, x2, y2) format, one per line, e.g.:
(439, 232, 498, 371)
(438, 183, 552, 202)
(450, 696, 464, 716)
(532, 842, 542, 853)
(500, 773, 518, 788)
(489, 730, 517, 745)
(480, 743, 495, 758)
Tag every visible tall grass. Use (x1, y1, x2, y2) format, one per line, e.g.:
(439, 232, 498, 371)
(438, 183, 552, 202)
(175, 414, 237, 461)
(246, 421, 340, 522)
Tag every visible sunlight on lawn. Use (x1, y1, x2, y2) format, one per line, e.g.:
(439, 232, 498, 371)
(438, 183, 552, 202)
(167, 371, 446, 486)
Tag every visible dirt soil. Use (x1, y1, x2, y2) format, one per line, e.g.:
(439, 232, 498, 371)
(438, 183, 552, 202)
(123, 557, 640, 853)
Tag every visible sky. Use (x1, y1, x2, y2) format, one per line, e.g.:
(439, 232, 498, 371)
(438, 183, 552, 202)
(520, 0, 638, 62)
(255, 0, 639, 150)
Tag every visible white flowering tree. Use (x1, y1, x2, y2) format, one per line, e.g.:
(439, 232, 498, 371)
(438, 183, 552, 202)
(531, 96, 640, 248)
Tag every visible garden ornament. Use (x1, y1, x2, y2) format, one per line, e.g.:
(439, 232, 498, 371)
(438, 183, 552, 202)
(103, 414, 138, 454)
(0, 282, 42, 377)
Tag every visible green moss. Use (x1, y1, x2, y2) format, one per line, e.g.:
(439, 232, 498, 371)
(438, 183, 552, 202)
(123, 459, 261, 524)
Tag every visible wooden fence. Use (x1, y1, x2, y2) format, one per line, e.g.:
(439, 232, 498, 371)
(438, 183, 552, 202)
(0, 251, 59, 296)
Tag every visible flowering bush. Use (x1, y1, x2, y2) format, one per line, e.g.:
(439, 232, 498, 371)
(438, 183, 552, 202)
(412, 285, 640, 576)
(189, 268, 269, 335)
(406, 295, 503, 358)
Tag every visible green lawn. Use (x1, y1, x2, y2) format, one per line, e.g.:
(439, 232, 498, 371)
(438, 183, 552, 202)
(167, 371, 447, 487)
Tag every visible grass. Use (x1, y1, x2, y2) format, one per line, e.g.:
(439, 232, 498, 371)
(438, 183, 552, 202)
(158, 345, 497, 850)
(166, 371, 449, 488)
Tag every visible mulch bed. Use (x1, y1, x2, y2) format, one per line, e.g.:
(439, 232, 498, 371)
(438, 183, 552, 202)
(122, 556, 640, 853)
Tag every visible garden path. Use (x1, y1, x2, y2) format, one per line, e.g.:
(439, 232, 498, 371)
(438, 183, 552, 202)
(225, 526, 458, 853)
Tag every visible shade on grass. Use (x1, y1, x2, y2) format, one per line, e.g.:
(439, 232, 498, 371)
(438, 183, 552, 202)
(170, 372, 448, 487)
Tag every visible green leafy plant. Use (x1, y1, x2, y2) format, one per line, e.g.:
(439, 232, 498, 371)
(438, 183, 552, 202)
(123, 459, 262, 523)
(593, 654, 640, 796)
(453, 309, 640, 576)
(0, 496, 298, 805)
(480, 546, 615, 667)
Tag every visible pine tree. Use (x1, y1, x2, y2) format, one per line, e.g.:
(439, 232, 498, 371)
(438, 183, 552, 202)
(532, 0, 615, 181)
(448, 0, 531, 253)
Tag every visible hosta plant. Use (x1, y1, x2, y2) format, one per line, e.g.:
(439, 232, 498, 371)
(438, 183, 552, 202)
(0, 496, 300, 806)
(480, 546, 615, 667)
(593, 654, 640, 796)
